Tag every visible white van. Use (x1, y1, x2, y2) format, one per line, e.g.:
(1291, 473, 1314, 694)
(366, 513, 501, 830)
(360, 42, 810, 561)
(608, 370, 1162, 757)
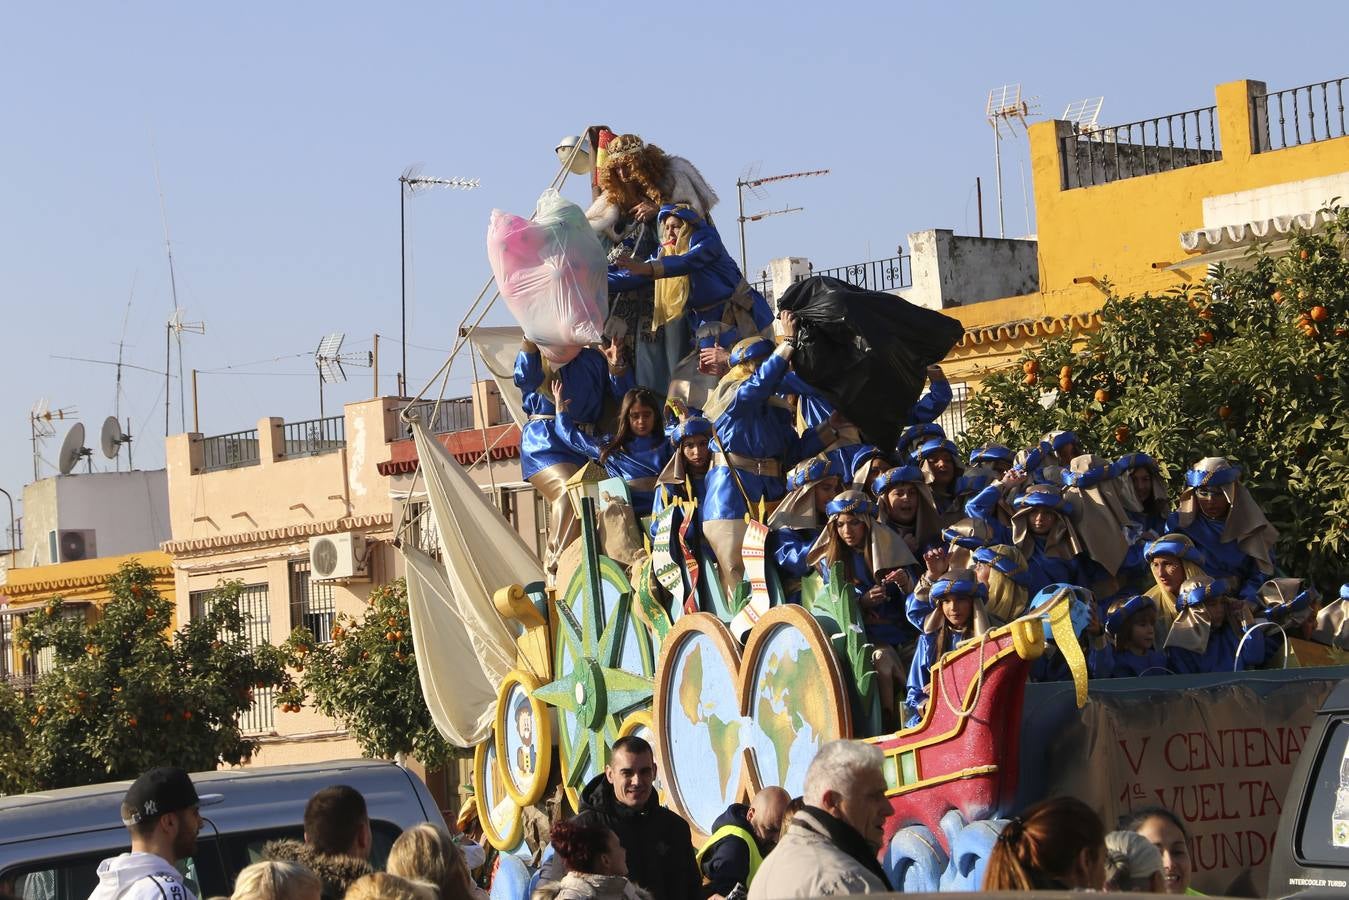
(0, 760, 443, 900)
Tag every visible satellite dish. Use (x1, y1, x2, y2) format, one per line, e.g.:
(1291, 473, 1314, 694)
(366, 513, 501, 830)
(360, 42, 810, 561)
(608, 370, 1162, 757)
(58, 423, 91, 476)
(100, 416, 132, 460)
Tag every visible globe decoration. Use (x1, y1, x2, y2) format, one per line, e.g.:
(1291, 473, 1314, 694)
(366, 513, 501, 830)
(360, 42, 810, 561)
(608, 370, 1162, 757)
(534, 501, 655, 809)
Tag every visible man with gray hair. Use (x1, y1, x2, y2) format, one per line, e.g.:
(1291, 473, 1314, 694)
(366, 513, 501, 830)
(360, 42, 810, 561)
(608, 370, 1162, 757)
(748, 741, 893, 897)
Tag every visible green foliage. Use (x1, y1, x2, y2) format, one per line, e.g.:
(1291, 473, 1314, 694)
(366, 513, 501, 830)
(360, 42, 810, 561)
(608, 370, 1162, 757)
(963, 207, 1349, 590)
(6, 562, 290, 793)
(281, 578, 455, 767)
(805, 564, 883, 735)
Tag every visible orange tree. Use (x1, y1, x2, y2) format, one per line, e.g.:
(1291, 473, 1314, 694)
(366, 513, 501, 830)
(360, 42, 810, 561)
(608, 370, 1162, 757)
(962, 207, 1349, 590)
(280, 578, 454, 767)
(6, 561, 291, 791)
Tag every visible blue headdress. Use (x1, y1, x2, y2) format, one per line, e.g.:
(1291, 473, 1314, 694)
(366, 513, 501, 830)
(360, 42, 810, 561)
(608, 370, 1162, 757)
(1104, 594, 1157, 637)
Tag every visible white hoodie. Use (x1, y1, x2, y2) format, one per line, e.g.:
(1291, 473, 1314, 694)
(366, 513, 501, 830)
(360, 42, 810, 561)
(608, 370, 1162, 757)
(87, 852, 197, 900)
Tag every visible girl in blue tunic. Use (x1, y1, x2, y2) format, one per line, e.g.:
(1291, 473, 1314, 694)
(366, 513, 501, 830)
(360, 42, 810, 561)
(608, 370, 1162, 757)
(699, 318, 825, 592)
(904, 568, 991, 727)
(552, 384, 671, 520)
(766, 455, 844, 601)
(1164, 579, 1266, 674)
(1104, 595, 1169, 677)
(650, 414, 714, 533)
(914, 437, 965, 526)
(515, 339, 626, 573)
(1008, 484, 1098, 599)
(808, 490, 920, 730)
(873, 465, 942, 559)
(1167, 458, 1277, 605)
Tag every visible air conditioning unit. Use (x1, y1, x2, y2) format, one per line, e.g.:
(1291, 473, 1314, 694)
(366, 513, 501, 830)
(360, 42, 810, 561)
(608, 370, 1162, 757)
(308, 532, 369, 581)
(55, 529, 97, 562)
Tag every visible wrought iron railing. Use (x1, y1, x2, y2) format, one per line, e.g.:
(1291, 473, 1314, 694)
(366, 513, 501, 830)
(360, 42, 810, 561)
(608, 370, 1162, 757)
(753, 255, 912, 304)
(937, 383, 971, 440)
(201, 428, 261, 471)
(282, 415, 345, 458)
(1253, 76, 1348, 152)
(1061, 106, 1221, 188)
(401, 397, 475, 435)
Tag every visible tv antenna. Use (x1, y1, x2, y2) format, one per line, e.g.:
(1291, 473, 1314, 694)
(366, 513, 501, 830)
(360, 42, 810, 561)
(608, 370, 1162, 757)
(101, 415, 134, 469)
(57, 422, 93, 476)
(30, 399, 77, 481)
(399, 165, 479, 396)
(735, 166, 830, 275)
(165, 309, 206, 436)
(986, 83, 1040, 237)
(314, 332, 373, 417)
(1063, 97, 1105, 135)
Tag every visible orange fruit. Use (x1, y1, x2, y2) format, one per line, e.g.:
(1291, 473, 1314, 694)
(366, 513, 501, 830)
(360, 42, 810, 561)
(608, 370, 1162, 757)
(1311, 306, 1329, 322)
(1060, 365, 1073, 378)
(1218, 406, 1232, 419)
(127, 716, 137, 728)
(1114, 425, 1130, 443)
(1199, 330, 1215, 344)
(1059, 377, 1073, 392)
(1023, 373, 1037, 386)
(1335, 327, 1348, 337)
(1198, 308, 1213, 320)
(1023, 359, 1039, 374)
(1094, 389, 1109, 403)
(1301, 249, 1310, 260)
(1273, 290, 1285, 303)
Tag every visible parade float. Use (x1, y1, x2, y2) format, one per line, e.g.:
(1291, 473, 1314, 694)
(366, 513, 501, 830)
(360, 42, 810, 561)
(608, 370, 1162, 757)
(394, 128, 1349, 896)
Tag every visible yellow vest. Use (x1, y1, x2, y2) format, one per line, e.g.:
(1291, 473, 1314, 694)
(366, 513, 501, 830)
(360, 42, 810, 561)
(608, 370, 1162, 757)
(696, 824, 764, 887)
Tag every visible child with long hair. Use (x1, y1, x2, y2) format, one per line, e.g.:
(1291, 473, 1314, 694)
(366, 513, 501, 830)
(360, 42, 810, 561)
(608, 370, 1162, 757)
(1105, 595, 1170, 677)
(903, 568, 991, 727)
(1164, 579, 1266, 674)
(1168, 458, 1278, 604)
(871, 465, 942, 557)
(553, 385, 671, 519)
(983, 796, 1106, 891)
(1143, 533, 1210, 645)
(768, 455, 844, 601)
(807, 490, 918, 726)
(971, 543, 1031, 624)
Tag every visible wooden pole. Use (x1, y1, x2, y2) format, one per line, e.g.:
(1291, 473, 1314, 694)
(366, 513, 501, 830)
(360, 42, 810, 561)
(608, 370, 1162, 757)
(373, 333, 380, 398)
(191, 369, 200, 433)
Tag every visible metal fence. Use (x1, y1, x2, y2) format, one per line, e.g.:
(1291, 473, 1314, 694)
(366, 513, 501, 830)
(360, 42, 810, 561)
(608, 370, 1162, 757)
(1061, 106, 1221, 188)
(288, 559, 335, 643)
(1253, 76, 1348, 151)
(190, 584, 274, 733)
(282, 415, 345, 458)
(201, 428, 260, 471)
(937, 383, 971, 440)
(754, 255, 913, 305)
(401, 397, 476, 434)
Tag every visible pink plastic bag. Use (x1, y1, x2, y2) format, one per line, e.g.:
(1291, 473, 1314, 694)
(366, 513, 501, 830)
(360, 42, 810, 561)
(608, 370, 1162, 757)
(487, 189, 608, 366)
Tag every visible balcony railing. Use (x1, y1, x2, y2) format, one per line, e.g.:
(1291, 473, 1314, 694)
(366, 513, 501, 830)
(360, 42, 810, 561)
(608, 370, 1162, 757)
(1061, 105, 1221, 189)
(401, 397, 476, 435)
(282, 415, 345, 458)
(1253, 76, 1348, 152)
(201, 428, 261, 472)
(753, 254, 912, 306)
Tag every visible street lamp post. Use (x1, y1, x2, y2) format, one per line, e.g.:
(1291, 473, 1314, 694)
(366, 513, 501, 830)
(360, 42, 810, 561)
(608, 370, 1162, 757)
(0, 487, 16, 555)
(398, 168, 479, 397)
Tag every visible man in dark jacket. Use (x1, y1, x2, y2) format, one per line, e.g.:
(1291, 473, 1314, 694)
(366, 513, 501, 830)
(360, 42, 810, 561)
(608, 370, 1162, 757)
(262, 785, 373, 900)
(541, 736, 701, 900)
(697, 786, 789, 897)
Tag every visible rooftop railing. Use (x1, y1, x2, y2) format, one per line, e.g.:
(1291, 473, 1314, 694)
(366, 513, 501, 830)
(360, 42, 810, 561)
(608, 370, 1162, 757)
(201, 428, 261, 472)
(401, 397, 476, 435)
(281, 415, 345, 458)
(1253, 76, 1348, 152)
(1061, 105, 1221, 189)
(754, 254, 912, 305)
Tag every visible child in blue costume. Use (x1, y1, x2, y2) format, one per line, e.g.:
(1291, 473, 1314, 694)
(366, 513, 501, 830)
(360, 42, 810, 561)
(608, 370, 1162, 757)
(515, 339, 629, 572)
(1255, 578, 1323, 668)
(1027, 583, 1115, 683)
(650, 414, 714, 537)
(874, 465, 943, 559)
(904, 568, 992, 727)
(968, 445, 1015, 476)
(1110, 452, 1172, 588)
(1007, 483, 1103, 599)
(699, 314, 825, 592)
(766, 455, 844, 602)
(553, 384, 671, 520)
(1167, 458, 1277, 605)
(915, 437, 965, 527)
(1164, 579, 1266, 674)
(609, 204, 774, 359)
(1104, 595, 1169, 677)
(808, 490, 920, 729)
(1043, 430, 1083, 468)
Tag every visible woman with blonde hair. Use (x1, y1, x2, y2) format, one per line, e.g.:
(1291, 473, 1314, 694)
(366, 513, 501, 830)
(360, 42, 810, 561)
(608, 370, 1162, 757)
(231, 861, 321, 900)
(343, 873, 437, 900)
(387, 824, 484, 900)
(1143, 534, 1210, 644)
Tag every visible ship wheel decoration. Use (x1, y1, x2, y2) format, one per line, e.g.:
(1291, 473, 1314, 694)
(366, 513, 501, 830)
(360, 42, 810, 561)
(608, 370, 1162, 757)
(534, 499, 655, 808)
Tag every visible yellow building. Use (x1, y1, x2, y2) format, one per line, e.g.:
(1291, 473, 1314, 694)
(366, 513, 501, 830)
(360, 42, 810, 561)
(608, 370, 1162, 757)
(942, 74, 1349, 390)
(0, 550, 175, 684)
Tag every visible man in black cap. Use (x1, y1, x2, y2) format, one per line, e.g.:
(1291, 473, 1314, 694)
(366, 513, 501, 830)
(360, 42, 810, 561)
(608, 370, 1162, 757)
(89, 766, 222, 900)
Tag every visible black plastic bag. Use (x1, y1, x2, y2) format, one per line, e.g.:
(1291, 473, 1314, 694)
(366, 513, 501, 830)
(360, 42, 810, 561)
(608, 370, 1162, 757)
(776, 276, 964, 450)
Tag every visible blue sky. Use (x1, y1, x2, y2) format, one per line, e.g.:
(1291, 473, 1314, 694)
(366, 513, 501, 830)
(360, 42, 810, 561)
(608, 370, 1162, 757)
(1, 1, 1345, 541)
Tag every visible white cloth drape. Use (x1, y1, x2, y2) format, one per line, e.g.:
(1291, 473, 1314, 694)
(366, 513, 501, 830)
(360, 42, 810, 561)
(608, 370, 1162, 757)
(401, 421, 544, 746)
(467, 325, 528, 429)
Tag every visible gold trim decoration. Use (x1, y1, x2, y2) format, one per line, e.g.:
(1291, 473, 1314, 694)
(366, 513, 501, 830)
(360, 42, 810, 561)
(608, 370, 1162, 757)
(493, 669, 553, 808)
(473, 739, 523, 851)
